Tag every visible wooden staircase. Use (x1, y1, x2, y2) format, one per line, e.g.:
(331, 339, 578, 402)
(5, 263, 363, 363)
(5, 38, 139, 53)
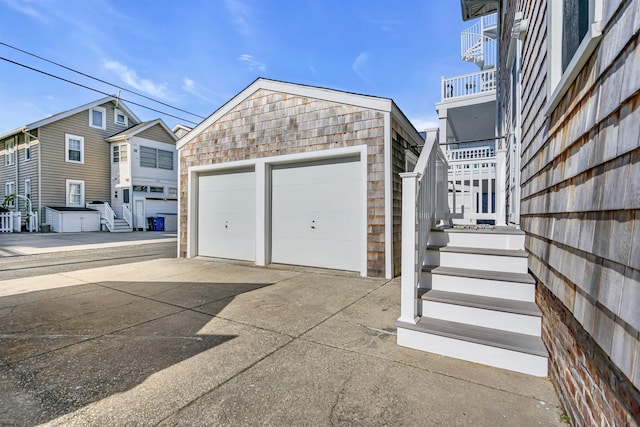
(396, 227, 548, 376)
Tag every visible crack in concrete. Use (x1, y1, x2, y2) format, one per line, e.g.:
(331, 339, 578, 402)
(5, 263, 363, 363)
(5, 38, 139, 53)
(329, 367, 355, 427)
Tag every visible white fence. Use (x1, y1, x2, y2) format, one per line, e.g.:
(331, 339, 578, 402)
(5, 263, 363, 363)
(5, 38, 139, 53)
(0, 212, 21, 232)
(446, 145, 497, 224)
(398, 133, 449, 324)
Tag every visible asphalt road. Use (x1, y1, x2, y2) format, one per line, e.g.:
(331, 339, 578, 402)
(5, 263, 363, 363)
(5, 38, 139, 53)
(0, 242, 176, 280)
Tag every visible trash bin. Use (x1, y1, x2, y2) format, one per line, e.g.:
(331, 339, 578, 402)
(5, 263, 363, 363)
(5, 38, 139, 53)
(146, 217, 156, 231)
(154, 216, 165, 231)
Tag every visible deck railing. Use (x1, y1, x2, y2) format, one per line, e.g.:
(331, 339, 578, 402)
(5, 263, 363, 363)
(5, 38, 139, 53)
(398, 132, 448, 324)
(445, 145, 497, 223)
(442, 69, 496, 100)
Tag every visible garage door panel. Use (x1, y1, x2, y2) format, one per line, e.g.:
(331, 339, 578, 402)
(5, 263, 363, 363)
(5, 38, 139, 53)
(197, 171, 255, 261)
(271, 158, 361, 272)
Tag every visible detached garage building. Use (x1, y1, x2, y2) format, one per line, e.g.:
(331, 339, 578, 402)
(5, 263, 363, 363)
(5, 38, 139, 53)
(177, 78, 422, 278)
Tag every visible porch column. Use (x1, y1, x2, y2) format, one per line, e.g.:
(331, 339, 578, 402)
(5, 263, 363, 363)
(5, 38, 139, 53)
(495, 147, 507, 226)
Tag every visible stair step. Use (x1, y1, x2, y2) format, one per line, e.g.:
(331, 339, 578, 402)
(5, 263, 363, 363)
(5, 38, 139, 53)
(422, 290, 541, 317)
(423, 265, 535, 284)
(428, 245, 527, 257)
(396, 318, 548, 376)
(398, 317, 547, 357)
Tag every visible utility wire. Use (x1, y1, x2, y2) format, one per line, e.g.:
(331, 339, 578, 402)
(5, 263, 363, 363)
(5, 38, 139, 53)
(0, 41, 206, 120)
(0, 56, 199, 125)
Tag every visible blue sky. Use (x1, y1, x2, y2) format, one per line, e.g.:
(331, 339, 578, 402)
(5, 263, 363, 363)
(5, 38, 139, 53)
(0, 0, 480, 133)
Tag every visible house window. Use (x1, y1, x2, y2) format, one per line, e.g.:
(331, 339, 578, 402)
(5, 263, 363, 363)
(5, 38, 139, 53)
(168, 187, 178, 198)
(133, 185, 148, 192)
(113, 144, 128, 163)
(546, 0, 603, 114)
(114, 109, 128, 126)
(25, 139, 31, 161)
(5, 139, 15, 166)
(150, 186, 164, 194)
(140, 146, 174, 170)
(65, 134, 84, 163)
(24, 178, 31, 201)
(4, 182, 15, 207)
(65, 179, 84, 207)
(89, 107, 106, 129)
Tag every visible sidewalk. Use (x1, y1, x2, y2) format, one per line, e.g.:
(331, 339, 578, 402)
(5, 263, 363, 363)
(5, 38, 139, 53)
(0, 258, 565, 426)
(0, 231, 176, 256)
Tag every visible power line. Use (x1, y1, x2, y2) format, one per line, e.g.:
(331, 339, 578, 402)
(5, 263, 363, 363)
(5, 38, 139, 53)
(0, 56, 200, 125)
(0, 41, 206, 120)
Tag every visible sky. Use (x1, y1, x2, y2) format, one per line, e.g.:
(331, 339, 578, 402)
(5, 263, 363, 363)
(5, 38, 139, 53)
(0, 0, 481, 134)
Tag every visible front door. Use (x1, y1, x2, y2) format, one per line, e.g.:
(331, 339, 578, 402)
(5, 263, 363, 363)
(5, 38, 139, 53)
(134, 198, 145, 230)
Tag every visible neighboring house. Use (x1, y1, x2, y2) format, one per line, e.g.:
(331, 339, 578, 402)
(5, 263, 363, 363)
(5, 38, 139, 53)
(398, 1, 639, 426)
(172, 124, 192, 139)
(0, 97, 177, 232)
(106, 119, 179, 231)
(176, 78, 423, 278)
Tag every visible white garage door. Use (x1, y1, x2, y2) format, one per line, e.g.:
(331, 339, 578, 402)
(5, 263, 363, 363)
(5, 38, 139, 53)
(271, 157, 361, 271)
(197, 171, 256, 261)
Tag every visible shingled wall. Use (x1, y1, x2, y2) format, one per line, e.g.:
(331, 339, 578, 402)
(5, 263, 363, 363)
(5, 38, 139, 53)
(178, 88, 389, 277)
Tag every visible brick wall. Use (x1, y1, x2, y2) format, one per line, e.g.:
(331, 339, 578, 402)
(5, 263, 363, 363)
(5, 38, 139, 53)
(179, 88, 388, 277)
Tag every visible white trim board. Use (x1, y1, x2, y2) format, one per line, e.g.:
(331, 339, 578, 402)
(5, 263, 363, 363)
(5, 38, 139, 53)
(186, 145, 369, 277)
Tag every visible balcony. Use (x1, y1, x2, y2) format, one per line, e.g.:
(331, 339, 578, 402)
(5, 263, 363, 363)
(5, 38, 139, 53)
(441, 69, 496, 101)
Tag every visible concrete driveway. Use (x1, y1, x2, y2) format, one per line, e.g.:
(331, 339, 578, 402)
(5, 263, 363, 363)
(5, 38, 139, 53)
(0, 258, 564, 426)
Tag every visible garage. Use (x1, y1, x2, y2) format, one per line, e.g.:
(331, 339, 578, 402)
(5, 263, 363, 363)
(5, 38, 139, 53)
(271, 157, 361, 271)
(197, 170, 256, 261)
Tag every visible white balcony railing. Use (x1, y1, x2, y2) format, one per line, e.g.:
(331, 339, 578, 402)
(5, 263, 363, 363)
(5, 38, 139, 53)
(442, 69, 496, 100)
(446, 145, 497, 224)
(461, 13, 497, 69)
(398, 132, 449, 325)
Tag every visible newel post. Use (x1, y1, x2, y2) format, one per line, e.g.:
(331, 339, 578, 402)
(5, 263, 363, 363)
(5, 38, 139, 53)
(398, 172, 421, 324)
(495, 147, 507, 226)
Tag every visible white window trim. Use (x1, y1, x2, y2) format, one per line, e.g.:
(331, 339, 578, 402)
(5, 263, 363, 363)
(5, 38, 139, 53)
(24, 178, 31, 198)
(544, 0, 603, 116)
(65, 179, 85, 207)
(25, 139, 31, 161)
(5, 181, 15, 207)
(65, 134, 84, 164)
(5, 139, 15, 166)
(114, 108, 128, 126)
(89, 106, 106, 129)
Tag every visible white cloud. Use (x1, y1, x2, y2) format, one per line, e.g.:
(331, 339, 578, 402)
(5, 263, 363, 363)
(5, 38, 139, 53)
(224, 0, 251, 38)
(409, 117, 439, 132)
(103, 60, 170, 99)
(238, 54, 266, 72)
(0, 0, 48, 21)
(352, 52, 371, 80)
(182, 77, 224, 103)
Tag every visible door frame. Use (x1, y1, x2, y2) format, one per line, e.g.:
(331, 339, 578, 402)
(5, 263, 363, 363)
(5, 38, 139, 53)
(187, 145, 369, 277)
(133, 197, 146, 230)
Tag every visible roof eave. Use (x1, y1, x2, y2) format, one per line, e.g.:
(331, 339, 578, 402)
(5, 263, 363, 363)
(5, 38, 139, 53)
(460, 0, 498, 21)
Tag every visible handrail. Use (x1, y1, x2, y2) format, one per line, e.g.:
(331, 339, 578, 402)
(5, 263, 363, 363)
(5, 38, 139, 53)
(122, 203, 132, 228)
(398, 134, 449, 324)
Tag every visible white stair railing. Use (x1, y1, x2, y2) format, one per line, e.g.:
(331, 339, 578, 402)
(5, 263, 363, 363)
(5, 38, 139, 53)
(398, 133, 448, 324)
(122, 203, 132, 228)
(86, 202, 115, 231)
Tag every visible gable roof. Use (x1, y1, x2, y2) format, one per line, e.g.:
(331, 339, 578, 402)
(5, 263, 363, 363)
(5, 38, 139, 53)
(176, 78, 396, 150)
(0, 96, 141, 140)
(106, 119, 178, 143)
(172, 124, 192, 134)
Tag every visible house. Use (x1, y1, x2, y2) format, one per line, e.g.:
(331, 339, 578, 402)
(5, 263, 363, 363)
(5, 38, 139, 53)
(399, 1, 640, 425)
(0, 96, 178, 232)
(176, 78, 424, 278)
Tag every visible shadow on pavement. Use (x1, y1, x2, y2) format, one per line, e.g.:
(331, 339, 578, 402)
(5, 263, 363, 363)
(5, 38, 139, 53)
(0, 280, 273, 426)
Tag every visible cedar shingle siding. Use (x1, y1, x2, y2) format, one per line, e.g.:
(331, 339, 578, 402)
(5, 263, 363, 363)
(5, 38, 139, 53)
(179, 88, 395, 276)
(500, 0, 640, 424)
